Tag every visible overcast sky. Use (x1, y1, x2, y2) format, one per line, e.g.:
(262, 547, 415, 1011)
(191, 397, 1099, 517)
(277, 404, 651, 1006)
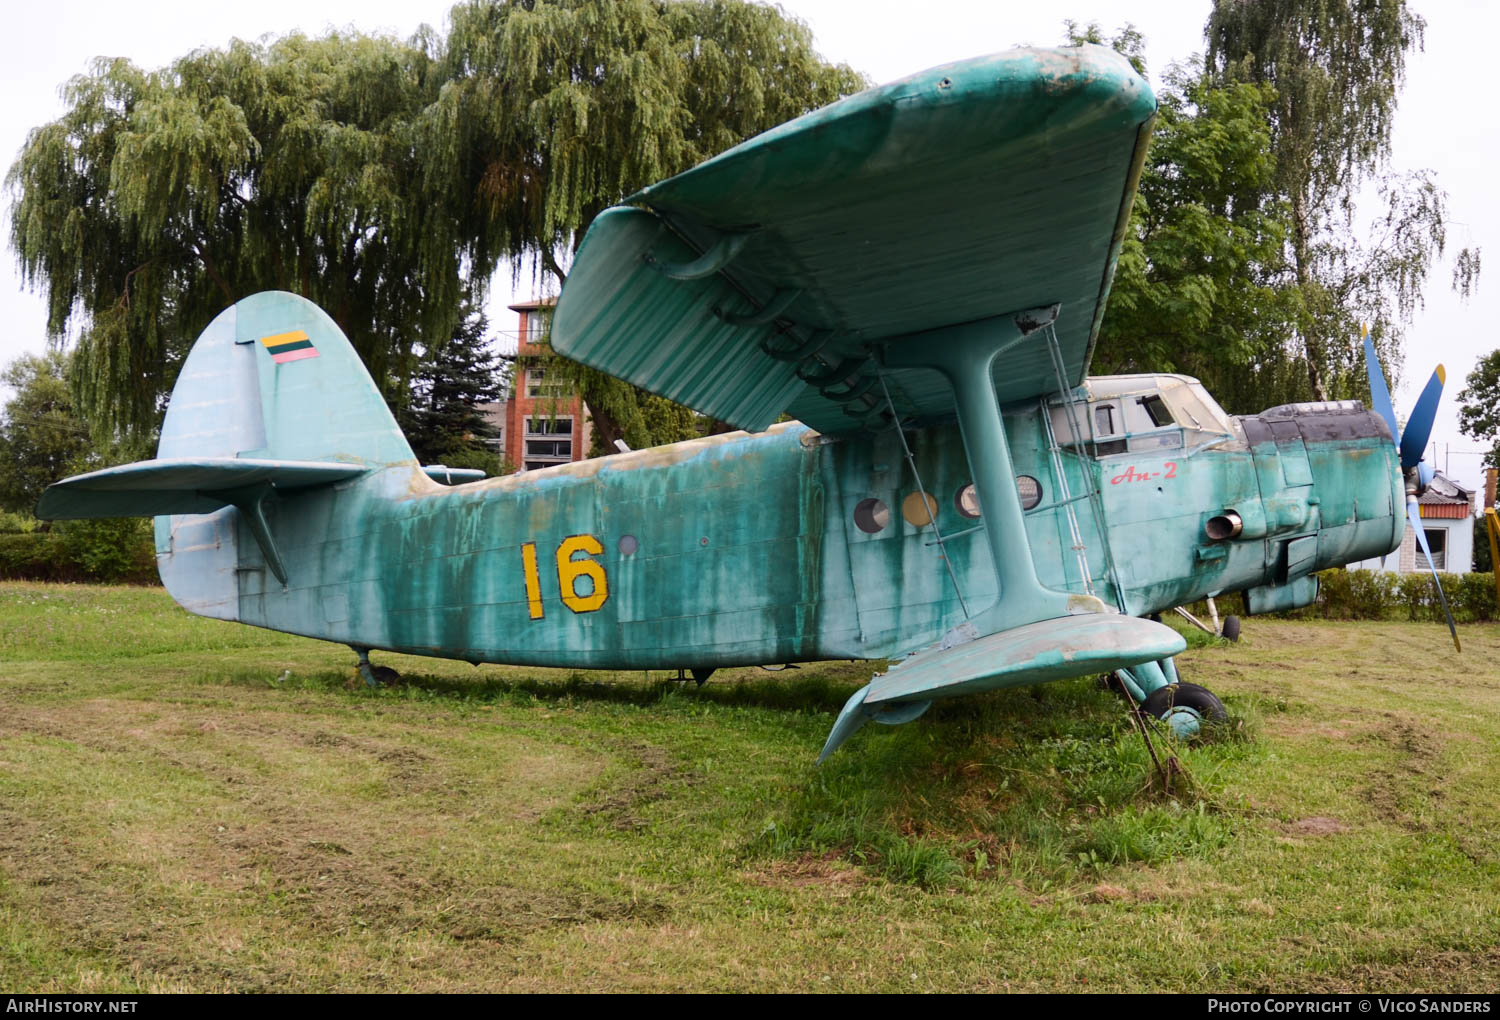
(3, 1, 1495, 495)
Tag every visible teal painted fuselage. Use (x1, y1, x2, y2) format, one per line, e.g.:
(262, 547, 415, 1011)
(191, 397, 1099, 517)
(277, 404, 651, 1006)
(155, 383, 1401, 671)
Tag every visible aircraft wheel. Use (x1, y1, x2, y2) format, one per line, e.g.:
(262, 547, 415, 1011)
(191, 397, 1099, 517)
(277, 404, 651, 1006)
(369, 665, 401, 686)
(1220, 615, 1241, 642)
(1139, 682, 1226, 739)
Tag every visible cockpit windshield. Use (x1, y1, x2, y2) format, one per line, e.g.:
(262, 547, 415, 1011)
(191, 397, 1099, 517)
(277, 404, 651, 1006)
(1050, 374, 1236, 459)
(1157, 377, 1234, 435)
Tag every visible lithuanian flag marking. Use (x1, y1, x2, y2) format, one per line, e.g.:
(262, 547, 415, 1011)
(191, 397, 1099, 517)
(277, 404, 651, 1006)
(260, 330, 319, 364)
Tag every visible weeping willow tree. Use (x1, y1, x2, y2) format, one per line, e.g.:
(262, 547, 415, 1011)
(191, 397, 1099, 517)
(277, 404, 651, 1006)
(7, 32, 490, 437)
(1207, 0, 1481, 402)
(9, 0, 864, 448)
(435, 0, 865, 450)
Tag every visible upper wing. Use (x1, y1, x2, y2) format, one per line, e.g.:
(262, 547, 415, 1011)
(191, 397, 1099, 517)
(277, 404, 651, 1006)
(551, 45, 1156, 435)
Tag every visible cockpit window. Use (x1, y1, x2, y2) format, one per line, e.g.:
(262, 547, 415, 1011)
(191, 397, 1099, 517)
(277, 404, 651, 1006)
(1051, 375, 1236, 460)
(1140, 394, 1174, 428)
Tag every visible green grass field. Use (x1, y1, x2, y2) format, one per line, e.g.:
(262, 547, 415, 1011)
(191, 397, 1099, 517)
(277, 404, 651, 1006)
(1, 581, 1497, 992)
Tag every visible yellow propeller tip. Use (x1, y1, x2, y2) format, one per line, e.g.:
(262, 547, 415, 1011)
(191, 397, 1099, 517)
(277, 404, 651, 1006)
(1436, 365, 1446, 384)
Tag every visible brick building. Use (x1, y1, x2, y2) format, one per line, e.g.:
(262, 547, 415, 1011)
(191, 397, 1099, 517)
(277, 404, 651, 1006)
(495, 299, 592, 472)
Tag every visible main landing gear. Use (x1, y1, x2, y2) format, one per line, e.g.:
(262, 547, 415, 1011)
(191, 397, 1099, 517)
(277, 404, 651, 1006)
(1113, 657, 1227, 739)
(352, 647, 400, 687)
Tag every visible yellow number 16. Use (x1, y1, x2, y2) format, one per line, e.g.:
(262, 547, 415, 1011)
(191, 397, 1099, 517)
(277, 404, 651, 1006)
(521, 535, 610, 619)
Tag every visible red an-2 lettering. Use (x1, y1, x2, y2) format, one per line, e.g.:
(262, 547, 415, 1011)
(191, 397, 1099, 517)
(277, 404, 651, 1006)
(1111, 462, 1177, 485)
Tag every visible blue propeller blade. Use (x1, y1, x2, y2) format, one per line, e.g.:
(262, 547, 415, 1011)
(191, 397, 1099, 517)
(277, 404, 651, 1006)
(1363, 329, 1456, 651)
(1408, 497, 1461, 652)
(1399, 365, 1446, 470)
(1363, 331, 1400, 445)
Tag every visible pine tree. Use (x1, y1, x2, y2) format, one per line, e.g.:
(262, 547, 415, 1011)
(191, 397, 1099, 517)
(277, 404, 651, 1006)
(402, 305, 505, 470)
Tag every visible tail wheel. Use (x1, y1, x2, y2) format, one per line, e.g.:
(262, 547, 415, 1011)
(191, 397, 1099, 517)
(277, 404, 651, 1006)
(1139, 681, 1226, 739)
(1220, 615, 1241, 642)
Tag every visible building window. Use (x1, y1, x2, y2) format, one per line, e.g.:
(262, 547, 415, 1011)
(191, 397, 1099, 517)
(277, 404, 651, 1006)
(526, 416, 573, 437)
(1423, 528, 1447, 570)
(524, 310, 549, 341)
(522, 414, 573, 464)
(525, 368, 568, 399)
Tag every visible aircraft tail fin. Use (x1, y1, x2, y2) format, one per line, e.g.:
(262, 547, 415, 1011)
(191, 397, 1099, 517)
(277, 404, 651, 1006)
(154, 290, 416, 468)
(38, 290, 416, 523)
(37, 291, 418, 606)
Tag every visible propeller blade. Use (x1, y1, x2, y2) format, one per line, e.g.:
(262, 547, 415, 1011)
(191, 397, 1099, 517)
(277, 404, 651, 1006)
(1363, 329, 1400, 446)
(1399, 365, 1446, 470)
(1408, 498, 1461, 653)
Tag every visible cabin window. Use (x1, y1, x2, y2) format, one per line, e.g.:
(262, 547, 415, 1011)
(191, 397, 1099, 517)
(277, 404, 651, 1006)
(955, 484, 981, 519)
(1016, 475, 1042, 510)
(902, 492, 938, 527)
(1094, 404, 1117, 437)
(853, 498, 890, 534)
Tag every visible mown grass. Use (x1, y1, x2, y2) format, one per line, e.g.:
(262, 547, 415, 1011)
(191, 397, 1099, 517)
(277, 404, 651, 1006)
(1, 581, 1498, 991)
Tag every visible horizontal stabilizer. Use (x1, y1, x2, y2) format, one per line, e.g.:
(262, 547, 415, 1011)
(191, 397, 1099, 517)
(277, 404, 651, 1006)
(37, 458, 366, 520)
(421, 465, 487, 485)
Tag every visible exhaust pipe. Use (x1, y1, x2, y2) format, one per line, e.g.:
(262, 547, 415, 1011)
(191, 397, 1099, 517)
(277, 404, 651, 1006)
(1205, 511, 1243, 541)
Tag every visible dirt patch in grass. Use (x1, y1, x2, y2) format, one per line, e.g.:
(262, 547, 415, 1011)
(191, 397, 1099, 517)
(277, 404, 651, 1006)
(580, 741, 695, 830)
(1358, 712, 1444, 831)
(1282, 816, 1349, 836)
(0, 691, 628, 988)
(742, 852, 870, 893)
(1296, 948, 1500, 993)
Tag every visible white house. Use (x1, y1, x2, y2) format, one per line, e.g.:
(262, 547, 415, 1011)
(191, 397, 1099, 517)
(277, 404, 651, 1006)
(1349, 471, 1474, 574)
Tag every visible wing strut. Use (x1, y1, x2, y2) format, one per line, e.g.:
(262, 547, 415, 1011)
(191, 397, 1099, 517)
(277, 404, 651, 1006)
(884, 310, 1110, 633)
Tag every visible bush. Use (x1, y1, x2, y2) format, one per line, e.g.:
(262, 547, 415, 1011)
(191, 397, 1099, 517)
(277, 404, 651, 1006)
(1188, 568, 1498, 624)
(0, 519, 156, 584)
(0, 531, 68, 580)
(1397, 572, 1429, 621)
(1457, 573, 1498, 623)
(1344, 568, 1397, 620)
(0, 511, 38, 534)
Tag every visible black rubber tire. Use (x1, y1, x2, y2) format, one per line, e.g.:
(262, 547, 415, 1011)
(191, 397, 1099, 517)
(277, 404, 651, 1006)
(1220, 615, 1242, 643)
(369, 665, 401, 685)
(1139, 682, 1227, 723)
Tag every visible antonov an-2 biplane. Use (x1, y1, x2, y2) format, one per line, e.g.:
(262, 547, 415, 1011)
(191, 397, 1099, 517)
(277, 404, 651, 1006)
(39, 45, 1454, 760)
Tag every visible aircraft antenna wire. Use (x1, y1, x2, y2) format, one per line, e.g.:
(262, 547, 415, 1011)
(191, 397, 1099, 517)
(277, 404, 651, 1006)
(876, 367, 971, 620)
(1043, 321, 1129, 611)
